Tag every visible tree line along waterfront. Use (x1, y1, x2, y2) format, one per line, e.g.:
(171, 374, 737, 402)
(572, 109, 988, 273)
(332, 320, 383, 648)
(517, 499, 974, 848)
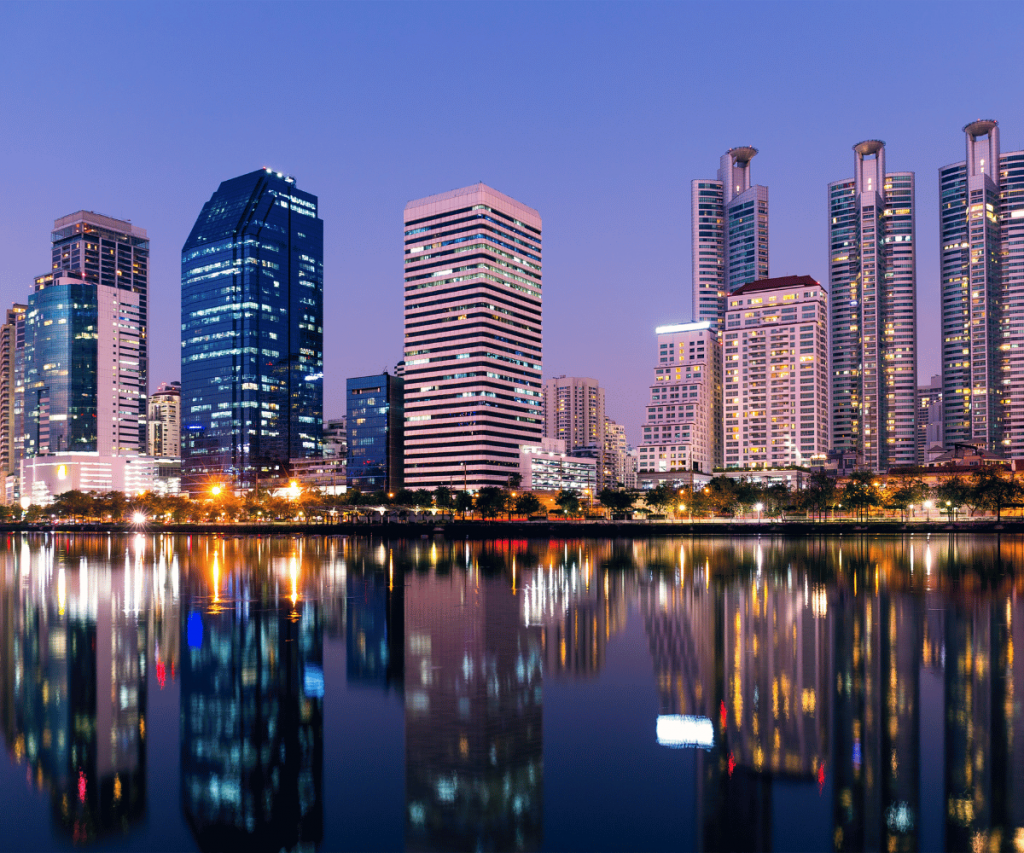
(4, 464, 1024, 526)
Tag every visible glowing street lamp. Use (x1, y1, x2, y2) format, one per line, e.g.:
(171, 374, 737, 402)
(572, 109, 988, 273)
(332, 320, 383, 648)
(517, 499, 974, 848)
(755, 502, 764, 524)
(923, 499, 932, 521)
(211, 485, 222, 497)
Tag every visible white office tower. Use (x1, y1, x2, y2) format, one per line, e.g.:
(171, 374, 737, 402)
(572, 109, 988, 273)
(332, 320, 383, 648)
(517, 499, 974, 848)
(691, 148, 769, 328)
(940, 120, 1024, 456)
(403, 184, 542, 489)
(829, 141, 918, 471)
(723, 276, 829, 469)
(638, 321, 722, 475)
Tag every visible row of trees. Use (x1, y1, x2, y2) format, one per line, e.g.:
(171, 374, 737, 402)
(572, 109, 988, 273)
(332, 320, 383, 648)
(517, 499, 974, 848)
(7, 465, 1022, 524)
(595, 466, 1024, 522)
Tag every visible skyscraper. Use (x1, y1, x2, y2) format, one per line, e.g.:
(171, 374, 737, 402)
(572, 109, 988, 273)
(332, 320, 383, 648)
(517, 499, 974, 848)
(0, 304, 25, 492)
(940, 120, 1024, 456)
(542, 375, 607, 487)
(181, 169, 324, 493)
(346, 372, 404, 493)
(637, 321, 722, 475)
(147, 381, 180, 458)
(403, 184, 542, 490)
(49, 212, 149, 447)
(829, 141, 918, 471)
(22, 274, 143, 457)
(691, 148, 769, 327)
(723, 276, 829, 469)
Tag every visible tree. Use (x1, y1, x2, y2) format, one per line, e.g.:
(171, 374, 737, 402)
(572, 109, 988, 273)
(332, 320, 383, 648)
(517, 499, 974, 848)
(474, 486, 506, 520)
(884, 476, 929, 522)
(410, 489, 434, 510)
(935, 476, 971, 520)
(433, 486, 453, 520)
(507, 473, 523, 490)
(643, 482, 677, 516)
(703, 476, 740, 516)
(599, 487, 636, 516)
(454, 490, 475, 520)
(802, 471, 837, 521)
(842, 471, 881, 522)
(972, 465, 1021, 520)
(515, 492, 543, 517)
(555, 488, 581, 518)
(392, 488, 416, 507)
(762, 482, 792, 519)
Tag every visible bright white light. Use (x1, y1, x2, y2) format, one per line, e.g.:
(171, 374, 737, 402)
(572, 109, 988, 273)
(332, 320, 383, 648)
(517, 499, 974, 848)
(132, 512, 146, 525)
(656, 715, 714, 749)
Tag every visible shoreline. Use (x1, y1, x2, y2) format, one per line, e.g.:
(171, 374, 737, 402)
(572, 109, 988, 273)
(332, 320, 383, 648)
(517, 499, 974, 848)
(4, 518, 1024, 538)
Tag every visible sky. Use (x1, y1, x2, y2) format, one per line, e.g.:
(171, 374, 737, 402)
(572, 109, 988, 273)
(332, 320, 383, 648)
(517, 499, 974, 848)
(2, 1, 1023, 445)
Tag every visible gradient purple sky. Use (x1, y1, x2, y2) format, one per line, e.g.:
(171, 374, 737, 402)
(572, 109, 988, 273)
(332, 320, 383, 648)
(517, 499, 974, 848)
(2, 2, 1023, 445)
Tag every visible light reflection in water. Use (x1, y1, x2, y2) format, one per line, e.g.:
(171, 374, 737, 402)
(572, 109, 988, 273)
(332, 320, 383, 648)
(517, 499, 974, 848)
(0, 534, 1022, 850)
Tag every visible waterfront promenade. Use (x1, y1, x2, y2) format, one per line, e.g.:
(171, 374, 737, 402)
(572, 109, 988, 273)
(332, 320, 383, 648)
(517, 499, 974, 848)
(5, 516, 1024, 538)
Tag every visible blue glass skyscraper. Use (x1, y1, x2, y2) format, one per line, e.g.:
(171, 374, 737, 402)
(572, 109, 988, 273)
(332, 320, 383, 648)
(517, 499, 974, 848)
(346, 372, 404, 493)
(181, 169, 323, 493)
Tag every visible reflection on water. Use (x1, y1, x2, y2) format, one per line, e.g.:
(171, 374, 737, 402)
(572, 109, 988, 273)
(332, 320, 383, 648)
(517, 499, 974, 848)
(0, 534, 1023, 850)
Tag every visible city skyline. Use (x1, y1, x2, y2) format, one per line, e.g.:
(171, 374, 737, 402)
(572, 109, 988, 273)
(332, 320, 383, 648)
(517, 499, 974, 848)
(2, 3, 1024, 447)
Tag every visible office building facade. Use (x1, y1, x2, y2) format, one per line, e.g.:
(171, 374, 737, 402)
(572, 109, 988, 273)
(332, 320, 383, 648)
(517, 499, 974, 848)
(940, 120, 1024, 456)
(403, 184, 542, 490)
(346, 372, 404, 493)
(723, 276, 829, 469)
(829, 141, 918, 471)
(691, 148, 769, 327)
(22, 274, 143, 458)
(50, 212, 149, 447)
(0, 305, 25, 493)
(181, 169, 323, 493)
(147, 380, 181, 458)
(638, 321, 722, 475)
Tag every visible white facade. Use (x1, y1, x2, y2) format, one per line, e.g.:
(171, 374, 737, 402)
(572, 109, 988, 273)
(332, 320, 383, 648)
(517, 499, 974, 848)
(97, 283, 143, 456)
(147, 380, 180, 458)
(403, 184, 543, 490)
(723, 276, 829, 469)
(638, 321, 722, 475)
(20, 453, 181, 505)
(518, 437, 597, 493)
(692, 148, 769, 328)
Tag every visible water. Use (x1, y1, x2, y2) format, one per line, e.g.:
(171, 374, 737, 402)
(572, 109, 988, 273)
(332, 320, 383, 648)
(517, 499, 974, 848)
(0, 532, 1021, 852)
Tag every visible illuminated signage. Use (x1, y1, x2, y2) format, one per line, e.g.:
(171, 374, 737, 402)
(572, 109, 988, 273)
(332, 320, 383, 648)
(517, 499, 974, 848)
(656, 714, 714, 749)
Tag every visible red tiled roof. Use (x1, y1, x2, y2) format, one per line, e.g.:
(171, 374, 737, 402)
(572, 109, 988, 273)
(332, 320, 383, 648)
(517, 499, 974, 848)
(730, 275, 821, 296)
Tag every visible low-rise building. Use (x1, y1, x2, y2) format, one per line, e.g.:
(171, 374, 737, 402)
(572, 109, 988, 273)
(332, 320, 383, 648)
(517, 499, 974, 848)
(20, 453, 181, 505)
(519, 438, 597, 493)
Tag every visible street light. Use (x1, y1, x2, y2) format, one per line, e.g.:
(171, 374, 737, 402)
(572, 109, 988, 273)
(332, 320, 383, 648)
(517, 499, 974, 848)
(211, 485, 222, 497)
(923, 499, 932, 521)
(755, 502, 764, 524)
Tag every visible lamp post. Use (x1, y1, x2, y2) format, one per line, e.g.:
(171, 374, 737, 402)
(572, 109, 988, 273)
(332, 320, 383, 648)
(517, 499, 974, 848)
(923, 499, 932, 522)
(755, 502, 763, 524)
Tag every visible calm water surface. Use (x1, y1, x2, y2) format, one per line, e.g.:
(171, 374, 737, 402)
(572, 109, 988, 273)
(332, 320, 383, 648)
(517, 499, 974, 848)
(1, 532, 1022, 852)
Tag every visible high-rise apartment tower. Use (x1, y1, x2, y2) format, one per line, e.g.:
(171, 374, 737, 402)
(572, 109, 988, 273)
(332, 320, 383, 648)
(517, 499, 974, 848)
(940, 120, 1024, 456)
(0, 304, 25, 493)
(692, 148, 769, 327)
(542, 375, 607, 488)
(829, 141, 917, 471)
(181, 169, 324, 493)
(724, 276, 829, 469)
(638, 321, 722, 475)
(403, 184, 542, 490)
(147, 381, 181, 458)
